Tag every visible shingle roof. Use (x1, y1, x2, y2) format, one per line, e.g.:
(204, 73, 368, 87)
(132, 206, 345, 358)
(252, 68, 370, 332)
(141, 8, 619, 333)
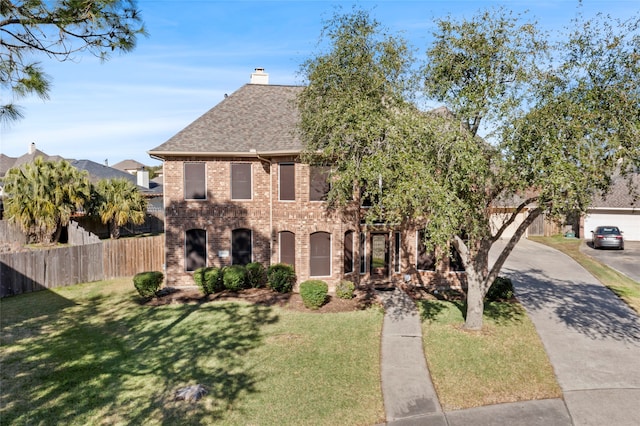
(112, 159, 146, 172)
(70, 159, 137, 184)
(591, 173, 639, 208)
(148, 84, 304, 157)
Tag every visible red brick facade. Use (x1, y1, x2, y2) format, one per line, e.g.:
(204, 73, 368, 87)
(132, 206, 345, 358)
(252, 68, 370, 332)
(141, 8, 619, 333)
(162, 156, 466, 291)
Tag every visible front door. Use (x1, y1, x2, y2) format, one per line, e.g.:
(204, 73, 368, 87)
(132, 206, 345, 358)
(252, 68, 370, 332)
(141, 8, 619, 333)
(370, 233, 389, 278)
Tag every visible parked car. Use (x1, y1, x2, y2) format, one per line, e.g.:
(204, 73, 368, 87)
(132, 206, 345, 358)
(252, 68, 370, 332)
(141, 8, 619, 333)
(591, 226, 624, 250)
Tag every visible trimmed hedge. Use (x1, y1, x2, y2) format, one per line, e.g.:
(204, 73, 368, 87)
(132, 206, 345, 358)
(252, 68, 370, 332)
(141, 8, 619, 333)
(246, 262, 267, 288)
(486, 276, 514, 301)
(300, 280, 328, 310)
(133, 271, 163, 298)
(223, 265, 248, 291)
(336, 280, 355, 299)
(267, 263, 296, 293)
(193, 267, 224, 295)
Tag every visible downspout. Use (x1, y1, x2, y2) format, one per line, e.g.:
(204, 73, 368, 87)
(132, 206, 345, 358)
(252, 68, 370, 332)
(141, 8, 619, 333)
(256, 153, 274, 264)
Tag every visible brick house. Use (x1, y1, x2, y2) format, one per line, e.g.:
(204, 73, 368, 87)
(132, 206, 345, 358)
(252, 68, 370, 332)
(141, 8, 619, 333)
(149, 69, 466, 291)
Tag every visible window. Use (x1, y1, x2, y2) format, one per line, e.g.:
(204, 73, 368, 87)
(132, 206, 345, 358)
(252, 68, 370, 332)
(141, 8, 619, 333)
(344, 230, 354, 273)
(309, 166, 330, 201)
(449, 245, 465, 272)
(280, 231, 295, 267)
(360, 232, 366, 274)
(231, 163, 252, 200)
(417, 230, 436, 271)
(232, 228, 252, 265)
(310, 232, 331, 276)
(184, 162, 206, 200)
(185, 229, 206, 271)
(279, 163, 295, 201)
(394, 232, 401, 273)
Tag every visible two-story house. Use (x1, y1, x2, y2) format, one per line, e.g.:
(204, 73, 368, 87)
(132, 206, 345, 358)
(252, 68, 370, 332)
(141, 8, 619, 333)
(149, 69, 466, 291)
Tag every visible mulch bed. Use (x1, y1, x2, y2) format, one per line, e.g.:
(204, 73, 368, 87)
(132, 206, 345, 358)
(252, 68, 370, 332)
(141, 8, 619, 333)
(144, 286, 381, 313)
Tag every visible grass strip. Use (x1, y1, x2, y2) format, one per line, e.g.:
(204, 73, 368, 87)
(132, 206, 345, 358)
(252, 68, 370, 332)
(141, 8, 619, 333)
(418, 300, 561, 411)
(1, 278, 384, 425)
(530, 236, 640, 315)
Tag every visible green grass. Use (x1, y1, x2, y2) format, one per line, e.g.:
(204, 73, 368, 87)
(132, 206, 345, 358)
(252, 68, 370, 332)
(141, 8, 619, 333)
(418, 300, 562, 411)
(1, 278, 384, 425)
(530, 235, 640, 315)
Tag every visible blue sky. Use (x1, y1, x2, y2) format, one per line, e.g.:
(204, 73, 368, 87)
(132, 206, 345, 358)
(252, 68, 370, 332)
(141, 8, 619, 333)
(1, 0, 637, 166)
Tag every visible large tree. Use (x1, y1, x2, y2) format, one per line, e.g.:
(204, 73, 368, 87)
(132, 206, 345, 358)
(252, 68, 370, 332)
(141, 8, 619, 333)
(0, 0, 145, 122)
(3, 157, 91, 244)
(298, 8, 639, 330)
(91, 177, 147, 239)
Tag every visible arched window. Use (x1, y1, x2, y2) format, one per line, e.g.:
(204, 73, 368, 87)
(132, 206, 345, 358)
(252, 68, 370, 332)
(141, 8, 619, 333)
(310, 231, 331, 277)
(279, 231, 295, 267)
(232, 228, 252, 265)
(344, 230, 354, 273)
(185, 229, 206, 271)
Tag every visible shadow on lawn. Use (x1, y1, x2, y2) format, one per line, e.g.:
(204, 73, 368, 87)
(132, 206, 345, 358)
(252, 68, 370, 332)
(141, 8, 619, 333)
(1, 290, 279, 425)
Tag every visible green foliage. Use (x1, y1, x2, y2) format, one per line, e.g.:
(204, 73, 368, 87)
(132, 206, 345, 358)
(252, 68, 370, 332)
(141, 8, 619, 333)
(193, 267, 224, 295)
(300, 280, 329, 310)
(246, 262, 267, 288)
(485, 277, 514, 302)
(133, 271, 163, 298)
(0, 0, 146, 123)
(90, 178, 147, 239)
(223, 265, 248, 291)
(267, 263, 296, 293)
(336, 280, 356, 299)
(2, 157, 90, 244)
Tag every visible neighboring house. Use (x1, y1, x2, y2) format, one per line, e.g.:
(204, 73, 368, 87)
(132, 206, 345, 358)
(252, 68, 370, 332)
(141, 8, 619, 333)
(581, 173, 640, 241)
(149, 69, 467, 290)
(112, 159, 146, 175)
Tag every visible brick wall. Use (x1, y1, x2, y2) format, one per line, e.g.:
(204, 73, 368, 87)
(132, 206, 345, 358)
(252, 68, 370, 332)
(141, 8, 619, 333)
(162, 156, 466, 291)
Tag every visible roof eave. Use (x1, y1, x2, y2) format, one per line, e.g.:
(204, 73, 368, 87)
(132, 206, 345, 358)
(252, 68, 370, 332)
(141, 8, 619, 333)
(147, 150, 302, 160)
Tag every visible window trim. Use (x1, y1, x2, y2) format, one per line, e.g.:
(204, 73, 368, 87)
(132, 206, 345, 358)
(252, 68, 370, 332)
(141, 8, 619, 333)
(185, 228, 207, 272)
(232, 228, 253, 265)
(309, 231, 332, 277)
(231, 163, 252, 200)
(279, 163, 295, 201)
(279, 230, 296, 268)
(184, 162, 206, 200)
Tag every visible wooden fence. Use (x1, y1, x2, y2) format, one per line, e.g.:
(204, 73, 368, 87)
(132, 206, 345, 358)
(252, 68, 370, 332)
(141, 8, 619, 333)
(1, 235, 165, 298)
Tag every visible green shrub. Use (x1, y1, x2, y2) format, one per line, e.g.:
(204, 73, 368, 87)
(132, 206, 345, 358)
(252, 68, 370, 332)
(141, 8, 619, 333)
(223, 265, 248, 291)
(267, 263, 296, 293)
(133, 271, 163, 298)
(300, 280, 328, 310)
(246, 262, 267, 288)
(336, 280, 355, 299)
(193, 267, 224, 294)
(486, 276, 514, 301)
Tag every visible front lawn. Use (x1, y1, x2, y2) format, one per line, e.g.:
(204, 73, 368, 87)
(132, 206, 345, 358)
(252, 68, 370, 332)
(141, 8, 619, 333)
(418, 299, 562, 410)
(0, 278, 384, 425)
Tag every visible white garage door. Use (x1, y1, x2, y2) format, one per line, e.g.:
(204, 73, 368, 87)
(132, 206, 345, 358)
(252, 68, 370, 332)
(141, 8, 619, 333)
(584, 211, 640, 241)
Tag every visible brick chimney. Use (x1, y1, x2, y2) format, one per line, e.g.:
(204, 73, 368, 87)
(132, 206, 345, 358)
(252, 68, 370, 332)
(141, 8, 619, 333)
(250, 68, 269, 85)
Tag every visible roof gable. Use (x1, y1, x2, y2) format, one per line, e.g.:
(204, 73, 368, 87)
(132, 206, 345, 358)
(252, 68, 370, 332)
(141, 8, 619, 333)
(149, 84, 304, 157)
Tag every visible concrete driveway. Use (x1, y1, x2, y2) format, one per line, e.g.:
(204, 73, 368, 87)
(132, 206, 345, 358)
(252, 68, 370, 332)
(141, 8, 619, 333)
(580, 240, 640, 283)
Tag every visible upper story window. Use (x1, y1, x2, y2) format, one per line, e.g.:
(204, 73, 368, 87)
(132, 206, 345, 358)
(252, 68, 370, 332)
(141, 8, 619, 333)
(309, 166, 330, 201)
(279, 163, 295, 201)
(184, 162, 206, 200)
(231, 163, 252, 200)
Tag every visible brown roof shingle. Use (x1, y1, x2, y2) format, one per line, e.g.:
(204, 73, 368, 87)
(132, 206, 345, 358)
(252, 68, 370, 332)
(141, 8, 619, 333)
(148, 84, 304, 158)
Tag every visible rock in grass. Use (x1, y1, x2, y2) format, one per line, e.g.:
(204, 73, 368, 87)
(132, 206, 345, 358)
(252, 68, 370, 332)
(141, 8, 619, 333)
(174, 384, 207, 402)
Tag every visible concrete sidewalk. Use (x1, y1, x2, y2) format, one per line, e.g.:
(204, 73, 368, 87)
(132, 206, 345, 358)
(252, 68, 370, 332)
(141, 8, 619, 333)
(377, 238, 640, 425)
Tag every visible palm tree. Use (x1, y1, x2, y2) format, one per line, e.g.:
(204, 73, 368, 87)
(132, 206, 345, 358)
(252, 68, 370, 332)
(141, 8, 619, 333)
(92, 178, 147, 239)
(3, 158, 90, 244)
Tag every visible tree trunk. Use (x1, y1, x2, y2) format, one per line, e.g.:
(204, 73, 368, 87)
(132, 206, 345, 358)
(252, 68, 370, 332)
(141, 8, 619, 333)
(463, 265, 485, 330)
(109, 220, 120, 239)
